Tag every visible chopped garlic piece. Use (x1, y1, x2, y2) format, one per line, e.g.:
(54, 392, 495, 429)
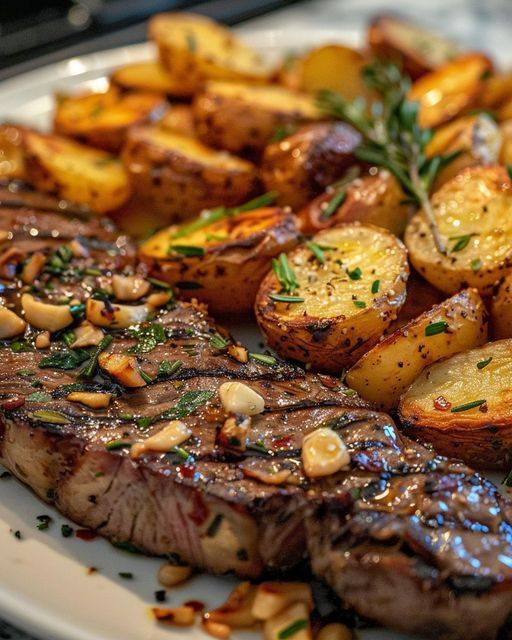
(301, 427, 350, 478)
(112, 274, 150, 301)
(0, 305, 26, 339)
(35, 331, 51, 349)
(158, 563, 192, 587)
(86, 298, 149, 329)
(21, 294, 73, 332)
(67, 392, 112, 409)
(21, 252, 46, 284)
(218, 382, 264, 416)
(70, 321, 104, 348)
(130, 420, 191, 459)
(98, 353, 147, 388)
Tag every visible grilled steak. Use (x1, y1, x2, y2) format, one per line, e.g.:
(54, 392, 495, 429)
(1, 182, 512, 639)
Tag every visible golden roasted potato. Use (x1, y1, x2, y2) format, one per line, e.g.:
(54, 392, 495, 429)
(346, 288, 488, 411)
(499, 119, 512, 165)
(491, 272, 512, 339)
(0, 123, 27, 180)
(479, 73, 512, 110)
(399, 339, 512, 470)
(158, 105, 196, 137)
(23, 130, 130, 213)
(140, 206, 299, 314)
(193, 81, 321, 154)
(111, 61, 188, 97)
(297, 170, 410, 237)
(405, 166, 512, 296)
(121, 126, 258, 223)
(425, 113, 501, 189)
(149, 13, 272, 95)
(255, 223, 409, 372)
(54, 87, 165, 152)
(499, 97, 512, 122)
(367, 15, 461, 79)
(408, 54, 492, 128)
(261, 123, 362, 210)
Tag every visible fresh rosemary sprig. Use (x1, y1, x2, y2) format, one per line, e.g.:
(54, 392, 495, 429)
(317, 60, 459, 254)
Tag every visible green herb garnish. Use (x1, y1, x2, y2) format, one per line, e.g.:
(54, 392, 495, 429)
(157, 359, 183, 378)
(272, 253, 299, 295)
(450, 233, 478, 252)
(162, 390, 214, 421)
(450, 399, 486, 413)
(477, 357, 492, 369)
(353, 300, 366, 309)
(321, 190, 347, 219)
(168, 245, 205, 257)
(31, 409, 70, 424)
(206, 514, 223, 537)
(371, 279, 380, 294)
(306, 241, 327, 264)
(249, 352, 277, 366)
(26, 391, 52, 402)
(471, 257, 483, 272)
(278, 619, 308, 639)
(61, 524, 74, 538)
(269, 293, 305, 303)
(129, 322, 166, 354)
(16, 369, 35, 377)
(105, 440, 132, 451)
(210, 333, 230, 350)
(347, 266, 362, 280)
(39, 348, 91, 371)
(80, 334, 114, 378)
(425, 321, 448, 336)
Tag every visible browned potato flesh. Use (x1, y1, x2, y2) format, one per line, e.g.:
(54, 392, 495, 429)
(405, 166, 512, 296)
(193, 81, 321, 154)
(346, 288, 488, 411)
(399, 339, 512, 470)
(261, 123, 361, 210)
(255, 223, 409, 372)
(140, 206, 299, 314)
(111, 61, 188, 96)
(491, 272, 512, 339)
(158, 105, 196, 137)
(121, 126, 258, 223)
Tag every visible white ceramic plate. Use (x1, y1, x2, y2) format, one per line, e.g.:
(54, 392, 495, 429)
(0, 26, 430, 640)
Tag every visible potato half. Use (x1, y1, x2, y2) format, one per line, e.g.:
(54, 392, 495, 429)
(261, 123, 362, 210)
(54, 87, 166, 152)
(491, 272, 512, 339)
(255, 223, 409, 372)
(193, 81, 321, 154)
(408, 53, 492, 128)
(121, 126, 258, 223)
(399, 339, 512, 470)
(405, 166, 512, 296)
(158, 105, 196, 137)
(23, 130, 130, 213)
(140, 207, 299, 314)
(0, 123, 27, 180)
(111, 61, 188, 97)
(149, 13, 272, 95)
(346, 288, 488, 411)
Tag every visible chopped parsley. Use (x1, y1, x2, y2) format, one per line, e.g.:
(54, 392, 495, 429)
(118, 572, 134, 580)
(347, 266, 362, 280)
(371, 279, 380, 294)
(425, 321, 448, 336)
(39, 348, 91, 371)
(477, 357, 492, 370)
(61, 524, 74, 538)
(471, 257, 483, 272)
(353, 300, 366, 309)
(157, 359, 183, 378)
(26, 391, 52, 402)
(129, 323, 165, 354)
(36, 515, 52, 531)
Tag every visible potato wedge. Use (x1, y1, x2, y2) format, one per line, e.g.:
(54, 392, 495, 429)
(149, 13, 272, 95)
(261, 123, 361, 210)
(111, 61, 189, 97)
(399, 339, 512, 470)
(121, 126, 258, 223)
(255, 223, 409, 372)
(499, 97, 512, 122)
(346, 288, 488, 411)
(500, 119, 512, 165)
(297, 170, 410, 237)
(368, 15, 461, 79)
(479, 73, 512, 110)
(23, 130, 130, 213)
(0, 123, 27, 180)
(158, 105, 196, 137)
(140, 206, 299, 314)
(54, 87, 165, 152)
(405, 166, 512, 296)
(491, 272, 512, 339)
(193, 81, 321, 154)
(408, 53, 492, 128)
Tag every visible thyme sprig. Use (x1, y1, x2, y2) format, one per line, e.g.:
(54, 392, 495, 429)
(317, 60, 459, 253)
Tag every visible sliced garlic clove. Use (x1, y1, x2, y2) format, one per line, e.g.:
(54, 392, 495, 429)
(147, 291, 172, 308)
(263, 601, 312, 640)
(67, 392, 112, 409)
(152, 606, 196, 627)
(201, 620, 231, 639)
(227, 344, 249, 363)
(218, 382, 265, 416)
(35, 331, 51, 349)
(301, 427, 350, 478)
(21, 251, 46, 284)
(21, 293, 73, 332)
(69, 238, 90, 258)
(70, 321, 104, 348)
(130, 420, 191, 459)
(0, 305, 26, 339)
(98, 352, 147, 388)
(205, 582, 258, 629)
(157, 563, 192, 587)
(112, 274, 150, 301)
(252, 582, 313, 621)
(86, 298, 149, 329)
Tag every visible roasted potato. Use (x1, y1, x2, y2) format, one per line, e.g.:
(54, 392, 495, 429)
(140, 206, 299, 314)
(491, 272, 512, 339)
(346, 288, 488, 411)
(297, 170, 410, 237)
(255, 223, 409, 372)
(158, 105, 196, 137)
(121, 126, 258, 223)
(499, 98, 512, 122)
(54, 87, 166, 152)
(425, 113, 501, 189)
(399, 339, 512, 470)
(408, 54, 492, 128)
(23, 130, 130, 213)
(149, 13, 272, 95)
(261, 123, 361, 210)
(500, 119, 512, 165)
(479, 73, 512, 110)
(0, 123, 27, 180)
(193, 81, 321, 154)
(405, 166, 512, 296)
(111, 61, 189, 97)
(368, 15, 461, 79)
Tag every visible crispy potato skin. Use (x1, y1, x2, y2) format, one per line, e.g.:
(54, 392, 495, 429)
(121, 126, 259, 223)
(297, 170, 410, 237)
(408, 54, 493, 128)
(405, 166, 512, 296)
(0, 124, 27, 180)
(491, 272, 512, 339)
(193, 81, 321, 154)
(367, 15, 461, 80)
(261, 123, 362, 210)
(54, 88, 166, 152)
(158, 105, 196, 137)
(399, 339, 512, 470)
(255, 223, 409, 372)
(139, 207, 300, 314)
(346, 288, 488, 411)
(23, 130, 130, 213)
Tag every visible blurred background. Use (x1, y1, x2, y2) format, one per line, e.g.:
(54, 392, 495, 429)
(2, 0, 512, 81)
